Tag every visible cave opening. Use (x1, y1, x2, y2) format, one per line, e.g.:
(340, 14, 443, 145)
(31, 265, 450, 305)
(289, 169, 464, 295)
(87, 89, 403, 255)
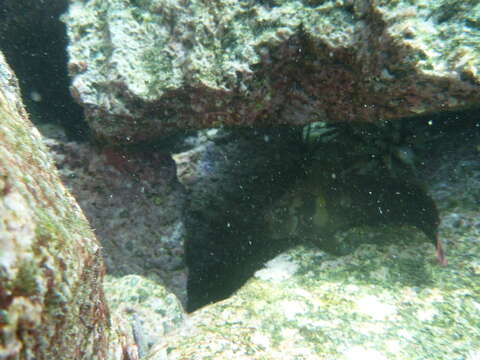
(184, 108, 480, 312)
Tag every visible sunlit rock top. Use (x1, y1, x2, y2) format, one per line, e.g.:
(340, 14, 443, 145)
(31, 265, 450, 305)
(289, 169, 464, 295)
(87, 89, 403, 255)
(63, 0, 480, 143)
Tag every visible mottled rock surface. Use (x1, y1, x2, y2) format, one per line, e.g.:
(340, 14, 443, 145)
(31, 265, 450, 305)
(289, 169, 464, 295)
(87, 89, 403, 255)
(40, 125, 188, 305)
(62, 0, 480, 143)
(0, 53, 110, 359)
(149, 232, 480, 360)
(104, 274, 185, 359)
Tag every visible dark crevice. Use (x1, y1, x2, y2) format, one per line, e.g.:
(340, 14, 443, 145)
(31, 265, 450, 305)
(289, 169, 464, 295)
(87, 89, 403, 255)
(0, 0, 89, 141)
(184, 109, 480, 312)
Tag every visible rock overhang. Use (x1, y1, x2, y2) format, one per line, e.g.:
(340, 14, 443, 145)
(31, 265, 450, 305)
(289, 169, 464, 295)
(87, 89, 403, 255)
(62, 0, 480, 144)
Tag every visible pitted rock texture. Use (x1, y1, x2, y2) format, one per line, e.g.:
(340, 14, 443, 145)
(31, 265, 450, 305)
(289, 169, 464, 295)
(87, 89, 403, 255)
(40, 125, 188, 306)
(62, 0, 480, 143)
(0, 52, 110, 359)
(104, 274, 185, 359)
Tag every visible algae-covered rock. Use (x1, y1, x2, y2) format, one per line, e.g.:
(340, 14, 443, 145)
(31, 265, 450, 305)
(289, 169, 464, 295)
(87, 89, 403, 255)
(62, 0, 480, 143)
(0, 52, 110, 359)
(148, 230, 480, 359)
(104, 274, 185, 359)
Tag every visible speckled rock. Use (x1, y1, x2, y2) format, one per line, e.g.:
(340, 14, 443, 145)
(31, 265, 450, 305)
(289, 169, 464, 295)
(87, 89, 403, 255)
(104, 274, 185, 359)
(147, 230, 479, 359)
(0, 52, 110, 358)
(40, 125, 188, 306)
(62, 0, 480, 143)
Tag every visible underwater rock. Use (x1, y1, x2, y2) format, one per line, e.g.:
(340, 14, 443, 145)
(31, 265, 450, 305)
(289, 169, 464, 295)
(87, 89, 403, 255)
(0, 52, 110, 359)
(182, 125, 448, 312)
(148, 234, 480, 359)
(104, 274, 185, 359)
(41, 130, 189, 306)
(62, 0, 480, 143)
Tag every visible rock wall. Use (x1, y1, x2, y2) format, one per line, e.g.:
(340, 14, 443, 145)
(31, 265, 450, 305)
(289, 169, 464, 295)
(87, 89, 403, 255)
(0, 52, 110, 359)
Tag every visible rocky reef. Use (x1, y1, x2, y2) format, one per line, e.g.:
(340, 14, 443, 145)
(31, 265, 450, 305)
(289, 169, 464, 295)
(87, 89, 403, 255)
(1, 0, 480, 359)
(180, 119, 451, 312)
(42, 133, 188, 306)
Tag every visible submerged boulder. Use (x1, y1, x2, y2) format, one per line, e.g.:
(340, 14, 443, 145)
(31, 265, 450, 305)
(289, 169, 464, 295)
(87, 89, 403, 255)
(42, 131, 188, 306)
(148, 227, 480, 359)
(62, 0, 480, 143)
(0, 52, 109, 359)
(104, 274, 185, 359)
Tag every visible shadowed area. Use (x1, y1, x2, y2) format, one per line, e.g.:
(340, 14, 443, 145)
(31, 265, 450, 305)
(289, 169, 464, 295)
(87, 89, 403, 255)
(0, 0, 89, 140)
